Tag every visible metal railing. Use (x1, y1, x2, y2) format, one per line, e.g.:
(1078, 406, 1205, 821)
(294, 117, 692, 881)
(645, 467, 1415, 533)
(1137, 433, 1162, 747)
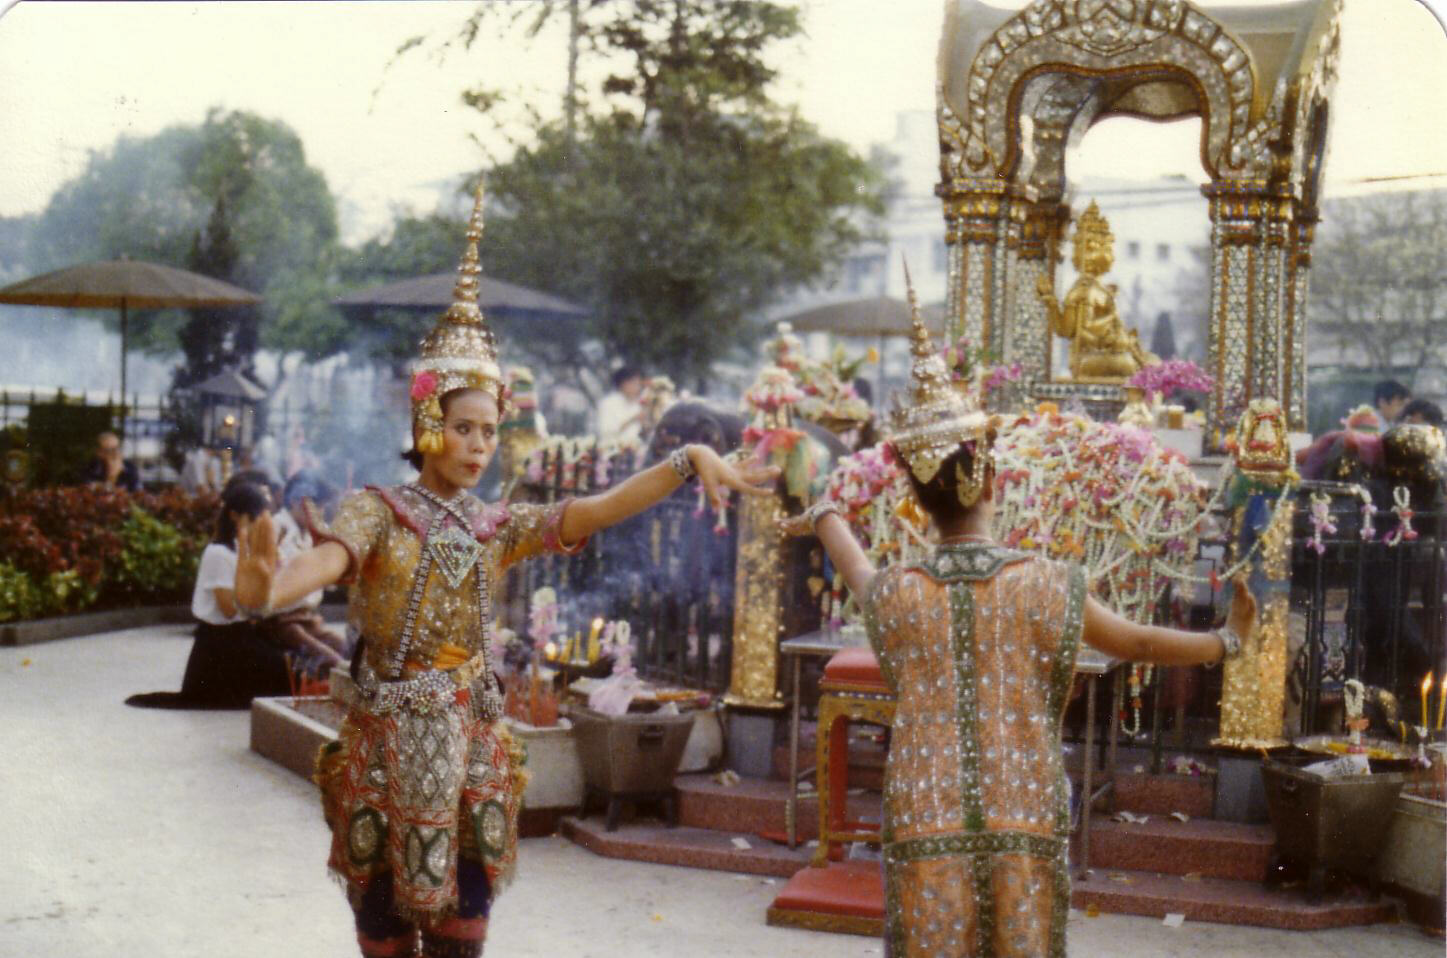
(503, 443, 741, 693)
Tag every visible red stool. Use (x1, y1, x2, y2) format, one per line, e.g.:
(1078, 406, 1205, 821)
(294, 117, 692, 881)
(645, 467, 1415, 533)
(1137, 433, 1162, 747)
(812, 646, 896, 866)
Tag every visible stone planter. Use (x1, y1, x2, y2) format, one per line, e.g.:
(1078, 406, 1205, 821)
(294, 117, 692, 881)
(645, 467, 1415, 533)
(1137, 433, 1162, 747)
(250, 695, 341, 779)
(1375, 792, 1446, 930)
(505, 716, 584, 812)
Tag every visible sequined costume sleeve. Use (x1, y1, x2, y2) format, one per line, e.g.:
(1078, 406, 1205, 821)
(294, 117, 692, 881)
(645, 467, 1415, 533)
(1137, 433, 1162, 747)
(309, 490, 389, 583)
(496, 500, 587, 569)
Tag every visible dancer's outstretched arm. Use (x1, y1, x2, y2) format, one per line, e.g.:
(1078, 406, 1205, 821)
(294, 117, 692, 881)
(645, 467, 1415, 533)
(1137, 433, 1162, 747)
(1081, 574, 1256, 666)
(560, 444, 778, 545)
(234, 512, 348, 614)
(779, 507, 876, 598)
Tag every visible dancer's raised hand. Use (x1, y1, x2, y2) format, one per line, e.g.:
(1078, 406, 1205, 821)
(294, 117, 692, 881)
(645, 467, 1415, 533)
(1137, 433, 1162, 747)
(1226, 572, 1257, 643)
(235, 512, 278, 613)
(691, 446, 780, 512)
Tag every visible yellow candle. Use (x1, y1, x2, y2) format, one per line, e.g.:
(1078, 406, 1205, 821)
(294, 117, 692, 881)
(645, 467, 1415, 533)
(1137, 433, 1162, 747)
(1438, 676, 1447, 730)
(588, 617, 604, 664)
(1422, 673, 1434, 728)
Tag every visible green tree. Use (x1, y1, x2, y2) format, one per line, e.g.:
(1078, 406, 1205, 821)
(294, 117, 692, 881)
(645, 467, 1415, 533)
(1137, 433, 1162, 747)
(26, 109, 345, 365)
(404, 0, 884, 384)
(1309, 189, 1447, 385)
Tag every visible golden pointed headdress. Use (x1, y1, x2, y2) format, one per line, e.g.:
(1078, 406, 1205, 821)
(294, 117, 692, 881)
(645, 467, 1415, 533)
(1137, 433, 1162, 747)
(409, 179, 504, 454)
(888, 260, 988, 494)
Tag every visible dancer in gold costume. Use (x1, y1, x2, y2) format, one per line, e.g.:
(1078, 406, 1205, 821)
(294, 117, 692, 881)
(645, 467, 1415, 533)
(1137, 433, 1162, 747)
(784, 268, 1254, 957)
(234, 183, 776, 958)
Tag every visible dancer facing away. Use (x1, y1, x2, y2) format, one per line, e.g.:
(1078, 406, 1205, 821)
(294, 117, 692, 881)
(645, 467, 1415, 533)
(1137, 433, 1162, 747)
(232, 184, 777, 958)
(780, 277, 1256, 958)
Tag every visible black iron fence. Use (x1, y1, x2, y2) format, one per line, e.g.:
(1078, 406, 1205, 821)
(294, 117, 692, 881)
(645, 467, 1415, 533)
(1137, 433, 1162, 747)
(502, 441, 741, 693)
(1288, 481, 1444, 735)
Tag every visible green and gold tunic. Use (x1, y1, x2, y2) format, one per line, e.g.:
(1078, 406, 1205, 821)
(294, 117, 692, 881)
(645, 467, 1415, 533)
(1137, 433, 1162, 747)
(864, 543, 1085, 957)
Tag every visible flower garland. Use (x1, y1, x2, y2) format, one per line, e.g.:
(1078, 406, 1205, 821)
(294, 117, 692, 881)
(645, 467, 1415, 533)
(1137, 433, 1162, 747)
(1307, 492, 1337, 556)
(993, 407, 1212, 737)
(815, 442, 928, 623)
(528, 586, 561, 645)
(1360, 490, 1377, 541)
(940, 335, 1023, 401)
(1385, 485, 1418, 546)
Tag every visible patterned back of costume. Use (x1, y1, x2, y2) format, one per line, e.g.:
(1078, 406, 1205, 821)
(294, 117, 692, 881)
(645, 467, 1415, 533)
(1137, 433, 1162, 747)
(865, 544, 1084, 958)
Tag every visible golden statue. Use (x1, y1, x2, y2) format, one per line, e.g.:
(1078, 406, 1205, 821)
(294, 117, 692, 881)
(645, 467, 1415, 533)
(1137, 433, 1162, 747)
(1036, 201, 1156, 382)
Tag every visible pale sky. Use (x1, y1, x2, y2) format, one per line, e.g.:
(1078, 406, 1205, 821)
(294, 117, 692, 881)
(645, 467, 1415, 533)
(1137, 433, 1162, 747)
(1, 0, 1445, 246)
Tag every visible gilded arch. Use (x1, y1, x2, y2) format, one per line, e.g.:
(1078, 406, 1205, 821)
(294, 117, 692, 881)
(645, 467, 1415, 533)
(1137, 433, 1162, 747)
(936, 0, 1342, 438)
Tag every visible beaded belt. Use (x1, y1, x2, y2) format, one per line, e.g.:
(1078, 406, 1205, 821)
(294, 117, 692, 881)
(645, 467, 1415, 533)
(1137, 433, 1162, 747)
(355, 652, 496, 717)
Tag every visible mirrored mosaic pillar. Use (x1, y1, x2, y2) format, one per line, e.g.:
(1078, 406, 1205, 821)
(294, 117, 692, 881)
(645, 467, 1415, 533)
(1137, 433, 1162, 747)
(1203, 185, 1304, 448)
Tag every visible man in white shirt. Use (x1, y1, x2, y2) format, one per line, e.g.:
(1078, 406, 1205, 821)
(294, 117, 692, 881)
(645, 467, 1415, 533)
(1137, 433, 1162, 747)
(597, 366, 646, 445)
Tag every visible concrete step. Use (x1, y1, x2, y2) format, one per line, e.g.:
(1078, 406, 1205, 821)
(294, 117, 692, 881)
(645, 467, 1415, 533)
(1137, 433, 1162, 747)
(1088, 817, 1274, 881)
(771, 725, 886, 790)
(1112, 770, 1216, 818)
(1071, 869, 1396, 931)
(673, 772, 880, 842)
(560, 815, 813, 878)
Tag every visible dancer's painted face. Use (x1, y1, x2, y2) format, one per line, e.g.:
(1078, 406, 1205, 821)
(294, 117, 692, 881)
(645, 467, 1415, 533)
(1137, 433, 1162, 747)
(425, 389, 499, 491)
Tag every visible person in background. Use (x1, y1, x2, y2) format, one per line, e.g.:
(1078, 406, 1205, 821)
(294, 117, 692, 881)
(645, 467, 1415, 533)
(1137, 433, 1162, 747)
(597, 365, 646, 445)
(264, 469, 350, 674)
(253, 430, 283, 483)
(181, 445, 222, 496)
(274, 469, 339, 557)
(1401, 398, 1444, 429)
(125, 482, 292, 708)
(82, 430, 140, 491)
(1369, 379, 1411, 430)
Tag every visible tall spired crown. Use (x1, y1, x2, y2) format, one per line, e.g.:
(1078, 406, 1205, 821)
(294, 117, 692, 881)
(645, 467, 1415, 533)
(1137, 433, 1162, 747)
(888, 261, 987, 485)
(409, 179, 505, 454)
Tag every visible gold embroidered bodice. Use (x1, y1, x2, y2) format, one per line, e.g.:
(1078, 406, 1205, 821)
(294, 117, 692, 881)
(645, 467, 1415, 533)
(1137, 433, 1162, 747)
(318, 485, 575, 678)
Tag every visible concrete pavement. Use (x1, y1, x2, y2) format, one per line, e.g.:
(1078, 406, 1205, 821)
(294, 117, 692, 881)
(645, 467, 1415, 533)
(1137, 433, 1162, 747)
(2, 625, 1438, 957)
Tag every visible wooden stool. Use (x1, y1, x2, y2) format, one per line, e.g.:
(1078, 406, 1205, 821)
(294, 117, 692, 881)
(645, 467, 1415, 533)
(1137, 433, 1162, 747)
(813, 646, 896, 866)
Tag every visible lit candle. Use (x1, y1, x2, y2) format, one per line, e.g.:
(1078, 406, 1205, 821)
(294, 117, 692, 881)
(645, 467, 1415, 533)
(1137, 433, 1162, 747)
(588, 617, 604, 664)
(1438, 676, 1447, 731)
(1422, 673, 1434, 728)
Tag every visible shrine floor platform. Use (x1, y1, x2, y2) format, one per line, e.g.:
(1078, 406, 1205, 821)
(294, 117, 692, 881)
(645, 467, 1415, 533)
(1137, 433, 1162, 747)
(4, 625, 1439, 956)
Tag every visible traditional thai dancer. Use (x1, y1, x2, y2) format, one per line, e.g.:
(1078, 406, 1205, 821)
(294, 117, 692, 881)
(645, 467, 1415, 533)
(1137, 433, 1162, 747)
(781, 275, 1256, 957)
(233, 183, 776, 958)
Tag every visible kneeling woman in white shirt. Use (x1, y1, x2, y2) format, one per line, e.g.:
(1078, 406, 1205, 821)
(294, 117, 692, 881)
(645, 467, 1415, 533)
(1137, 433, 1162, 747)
(129, 481, 339, 709)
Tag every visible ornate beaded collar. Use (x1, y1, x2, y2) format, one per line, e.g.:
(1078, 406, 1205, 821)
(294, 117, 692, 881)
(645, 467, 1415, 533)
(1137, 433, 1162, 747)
(917, 542, 1030, 582)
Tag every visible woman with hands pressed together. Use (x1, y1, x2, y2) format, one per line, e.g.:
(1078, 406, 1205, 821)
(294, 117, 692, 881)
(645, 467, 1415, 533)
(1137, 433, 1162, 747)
(779, 281, 1256, 958)
(233, 187, 776, 958)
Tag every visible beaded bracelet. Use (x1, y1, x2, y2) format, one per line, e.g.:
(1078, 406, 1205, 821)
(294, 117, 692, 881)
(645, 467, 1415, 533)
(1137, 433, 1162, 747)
(803, 499, 843, 531)
(1213, 623, 1244, 661)
(669, 445, 698, 484)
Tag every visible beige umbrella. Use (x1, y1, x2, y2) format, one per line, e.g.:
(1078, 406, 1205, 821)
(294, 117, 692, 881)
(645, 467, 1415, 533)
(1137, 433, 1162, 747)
(775, 296, 948, 401)
(0, 257, 262, 434)
(776, 296, 946, 338)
